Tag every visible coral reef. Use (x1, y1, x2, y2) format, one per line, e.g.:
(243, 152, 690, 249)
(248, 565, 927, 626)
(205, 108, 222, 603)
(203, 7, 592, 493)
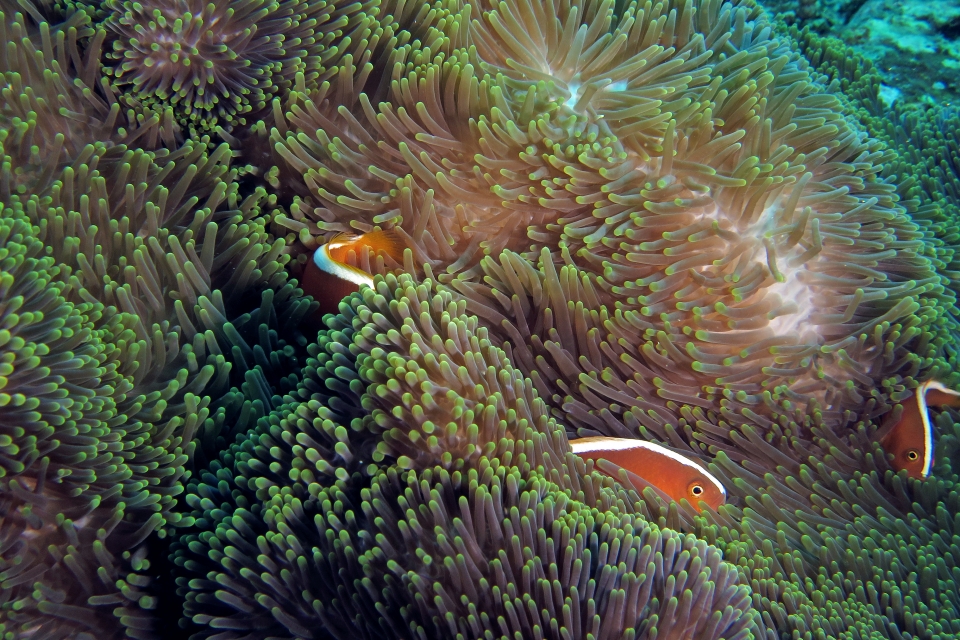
(759, 0, 960, 108)
(2, 0, 960, 638)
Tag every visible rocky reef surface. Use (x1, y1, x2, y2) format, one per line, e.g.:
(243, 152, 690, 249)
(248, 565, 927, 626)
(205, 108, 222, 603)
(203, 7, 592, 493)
(761, 0, 960, 108)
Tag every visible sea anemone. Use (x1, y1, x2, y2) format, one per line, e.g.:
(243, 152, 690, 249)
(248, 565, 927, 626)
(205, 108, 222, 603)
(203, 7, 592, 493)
(0, 5, 178, 192)
(0, 2, 309, 636)
(793, 28, 960, 309)
(4, 0, 960, 637)
(174, 272, 759, 639)
(257, 0, 960, 637)
(273, 0, 952, 444)
(100, 0, 336, 134)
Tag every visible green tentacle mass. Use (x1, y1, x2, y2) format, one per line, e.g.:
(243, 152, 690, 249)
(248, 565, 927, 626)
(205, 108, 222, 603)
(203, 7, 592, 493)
(2, 0, 960, 638)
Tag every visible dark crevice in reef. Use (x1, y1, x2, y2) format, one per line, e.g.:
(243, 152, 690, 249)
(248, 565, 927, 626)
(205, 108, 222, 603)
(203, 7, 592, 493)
(940, 16, 960, 40)
(837, 0, 869, 24)
(145, 533, 189, 639)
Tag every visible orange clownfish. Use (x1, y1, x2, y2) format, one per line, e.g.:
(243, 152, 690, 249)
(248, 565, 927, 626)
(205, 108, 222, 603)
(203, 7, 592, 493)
(570, 436, 726, 512)
(880, 380, 960, 479)
(301, 230, 405, 318)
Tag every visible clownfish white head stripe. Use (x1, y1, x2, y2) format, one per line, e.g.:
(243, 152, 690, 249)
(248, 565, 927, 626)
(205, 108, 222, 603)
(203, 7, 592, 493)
(300, 229, 405, 319)
(917, 381, 943, 477)
(313, 242, 375, 287)
(570, 436, 726, 511)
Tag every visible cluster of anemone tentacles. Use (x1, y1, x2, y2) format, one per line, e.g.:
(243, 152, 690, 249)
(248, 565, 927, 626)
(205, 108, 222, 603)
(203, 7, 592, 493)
(0, 1, 311, 636)
(3, 0, 960, 639)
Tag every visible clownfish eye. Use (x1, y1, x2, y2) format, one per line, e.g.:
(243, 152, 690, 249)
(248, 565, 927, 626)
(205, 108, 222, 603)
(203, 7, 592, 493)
(690, 484, 704, 497)
(906, 450, 919, 462)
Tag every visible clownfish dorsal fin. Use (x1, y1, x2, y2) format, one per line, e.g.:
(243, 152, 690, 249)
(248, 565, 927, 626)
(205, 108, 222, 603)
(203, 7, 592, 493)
(921, 380, 960, 409)
(359, 228, 406, 263)
(325, 229, 406, 266)
(327, 230, 353, 244)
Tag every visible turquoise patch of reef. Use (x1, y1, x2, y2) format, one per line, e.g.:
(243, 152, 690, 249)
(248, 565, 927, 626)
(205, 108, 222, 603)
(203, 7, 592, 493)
(4, 0, 960, 639)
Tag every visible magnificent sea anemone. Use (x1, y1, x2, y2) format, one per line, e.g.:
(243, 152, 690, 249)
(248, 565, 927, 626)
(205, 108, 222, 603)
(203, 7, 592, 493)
(100, 0, 377, 134)
(3, 0, 960, 638)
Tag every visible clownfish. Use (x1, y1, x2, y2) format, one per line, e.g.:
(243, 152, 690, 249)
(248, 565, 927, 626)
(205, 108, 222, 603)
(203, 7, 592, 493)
(301, 230, 405, 317)
(569, 436, 726, 512)
(879, 380, 960, 479)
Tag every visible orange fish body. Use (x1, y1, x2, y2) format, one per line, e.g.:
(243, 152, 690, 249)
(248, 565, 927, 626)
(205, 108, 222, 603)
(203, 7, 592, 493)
(570, 436, 726, 512)
(880, 380, 960, 479)
(301, 230, 405, 318)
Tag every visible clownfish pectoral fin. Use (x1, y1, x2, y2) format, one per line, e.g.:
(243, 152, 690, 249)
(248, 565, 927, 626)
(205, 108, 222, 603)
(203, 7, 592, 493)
(593, 456, 679, 506)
